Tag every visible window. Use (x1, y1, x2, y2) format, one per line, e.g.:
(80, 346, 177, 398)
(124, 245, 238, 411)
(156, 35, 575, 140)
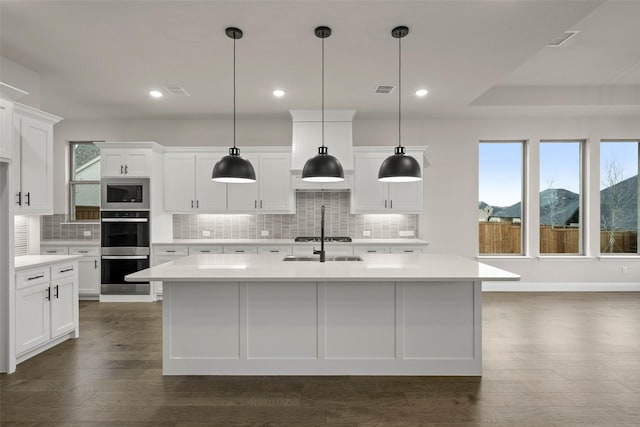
(69, 142, 100, 221)
(539, 141, 583, 254)
(600, 141, 639, 255)
(479, 141, 525, 255)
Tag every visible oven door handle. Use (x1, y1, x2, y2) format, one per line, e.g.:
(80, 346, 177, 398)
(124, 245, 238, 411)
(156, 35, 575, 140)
(102, 255, 149, 260)
(101, 218, 148, 223)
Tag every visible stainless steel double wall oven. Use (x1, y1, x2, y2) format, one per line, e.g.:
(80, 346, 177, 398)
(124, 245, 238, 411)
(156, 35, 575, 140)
(100, 178, 151, 295)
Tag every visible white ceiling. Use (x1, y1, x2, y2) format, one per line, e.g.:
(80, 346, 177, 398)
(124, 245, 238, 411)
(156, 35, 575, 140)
(1, 0, 639, 120)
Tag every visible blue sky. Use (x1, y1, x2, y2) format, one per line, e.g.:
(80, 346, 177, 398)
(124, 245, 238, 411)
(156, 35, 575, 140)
(479, 141, 639, 207)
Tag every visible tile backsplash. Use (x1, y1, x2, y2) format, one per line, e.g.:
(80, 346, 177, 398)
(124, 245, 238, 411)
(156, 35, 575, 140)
(41, 214, 101, 241)
(173, 192, 418, 240)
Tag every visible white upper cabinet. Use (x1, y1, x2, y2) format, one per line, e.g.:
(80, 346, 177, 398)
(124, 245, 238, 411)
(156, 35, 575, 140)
(351, 148, 425, 214)
(227, 151, 294, 213)
(0, 99, 14, 161)
(164, 152, 227, 213)
(0, 82, 28, 162)
(13, 103, 62, 215)
(290, 110, 355, 171)
(101, 148, 151, 177)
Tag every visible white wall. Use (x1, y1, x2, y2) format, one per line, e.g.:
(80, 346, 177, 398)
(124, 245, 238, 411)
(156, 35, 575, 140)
(0, 56, 40, 108)
(52, 115, 640, 284)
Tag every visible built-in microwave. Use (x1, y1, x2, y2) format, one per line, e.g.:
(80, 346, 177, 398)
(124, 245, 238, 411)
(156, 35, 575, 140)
(101, 178, 150, 210)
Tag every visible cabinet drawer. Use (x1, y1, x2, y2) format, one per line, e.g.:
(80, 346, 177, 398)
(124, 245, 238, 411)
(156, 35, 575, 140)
(69, 246, 100, 256)
(389, 246, 425, 254)
(188, 246, 223, 255)
(354, 246, 390, 255)
(223, 246, 258, 254)
(51, 262, 77, 280)
(292, 245, 354, 256)
(154, 246, 188, 256)
(40, 247, 69, 255)
(258, 246, 293, 255)
(16, 268, 50, 289)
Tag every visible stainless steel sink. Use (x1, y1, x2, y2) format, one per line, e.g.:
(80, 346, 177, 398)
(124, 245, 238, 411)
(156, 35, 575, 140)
(283, 255, 363, 262)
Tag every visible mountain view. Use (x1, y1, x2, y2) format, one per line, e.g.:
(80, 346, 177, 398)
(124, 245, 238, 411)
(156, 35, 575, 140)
(480, 175, 638, 230)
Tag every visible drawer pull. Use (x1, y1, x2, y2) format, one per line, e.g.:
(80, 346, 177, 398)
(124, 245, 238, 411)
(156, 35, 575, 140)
(200, 250, 210, 253)
(367, 250, 376, 253)
(269, 250, 279, 253)
(78, 250, 88, 254)
(95, 260, 98, 269)
(54, 285, 59, 299)
(235, 250, 245, 253)
(28, 274, 45, 281)
(404, 250, 413, 253)
(59, 268, 74, 273)
(166, 250, 176, 253)
(46, 250, 57, 253)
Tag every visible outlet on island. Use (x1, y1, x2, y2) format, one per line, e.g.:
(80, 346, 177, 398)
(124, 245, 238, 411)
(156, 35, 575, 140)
(202, 230, 211, 237)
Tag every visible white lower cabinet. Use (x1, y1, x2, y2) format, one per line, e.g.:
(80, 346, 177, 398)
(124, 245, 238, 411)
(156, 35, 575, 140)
(76, 256, 100, 297)
(15, 260, 79, 361)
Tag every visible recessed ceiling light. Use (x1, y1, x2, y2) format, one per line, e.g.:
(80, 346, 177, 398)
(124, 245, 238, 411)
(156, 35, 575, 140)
(273, 89, 285, 97)
(149, 90, 163, 98)
(415, 89, 429, 97)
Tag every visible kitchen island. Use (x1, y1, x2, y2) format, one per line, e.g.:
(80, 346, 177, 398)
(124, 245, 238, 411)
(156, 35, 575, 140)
(127, 253, 518, 376)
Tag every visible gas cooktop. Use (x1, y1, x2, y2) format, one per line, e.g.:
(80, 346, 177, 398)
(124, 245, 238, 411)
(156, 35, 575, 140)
(294, 236, 352, 243)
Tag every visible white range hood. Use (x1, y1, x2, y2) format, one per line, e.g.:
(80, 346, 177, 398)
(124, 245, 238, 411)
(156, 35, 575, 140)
(290, 110, 355, 190)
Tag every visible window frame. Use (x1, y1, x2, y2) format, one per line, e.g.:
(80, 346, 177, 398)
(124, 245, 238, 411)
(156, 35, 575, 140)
(538, 139, 585, 256)
(599, 139, 640, 257)
(68, 141, 101, 222)
(478, 140, 527, 257)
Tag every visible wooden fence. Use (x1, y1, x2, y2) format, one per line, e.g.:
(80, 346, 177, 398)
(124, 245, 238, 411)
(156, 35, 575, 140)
(479, 222, 637, 254)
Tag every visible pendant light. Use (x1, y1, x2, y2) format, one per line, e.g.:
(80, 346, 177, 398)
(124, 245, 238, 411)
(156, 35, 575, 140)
(302, 26, 344, 182)
(378, 26, 422, 183)
(212, 27, 256, 183)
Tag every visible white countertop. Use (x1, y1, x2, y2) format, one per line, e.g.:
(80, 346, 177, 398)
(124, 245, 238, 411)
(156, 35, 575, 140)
(41, 240, 100, 246)
(15, 255, 82, 271)
(126, 253, 518, 282)
(153, 238, 429, 246)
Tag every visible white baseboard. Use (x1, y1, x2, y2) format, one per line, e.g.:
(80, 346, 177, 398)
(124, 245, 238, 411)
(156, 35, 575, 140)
(482, 281, 640, 292)
(99, 294, 154, 302)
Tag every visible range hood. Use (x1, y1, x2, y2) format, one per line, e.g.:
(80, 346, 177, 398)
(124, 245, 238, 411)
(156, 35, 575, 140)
(290, 110, 355, 190)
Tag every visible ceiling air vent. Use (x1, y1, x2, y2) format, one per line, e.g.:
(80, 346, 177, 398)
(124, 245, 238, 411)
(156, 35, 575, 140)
(547, 30, 580, 47)
(163, 86, 190, 96)
(374, 85, 395, 95)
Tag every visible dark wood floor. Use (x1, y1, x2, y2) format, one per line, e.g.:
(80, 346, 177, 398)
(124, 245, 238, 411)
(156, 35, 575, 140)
(2, 293, 640, 426)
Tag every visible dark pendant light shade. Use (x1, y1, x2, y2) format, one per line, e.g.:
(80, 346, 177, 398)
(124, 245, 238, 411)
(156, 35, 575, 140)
(212, 147, 256, 183)
(302, 26, 345, 183)
(212, 27, 256, 184)
(378, 26, 422, 183)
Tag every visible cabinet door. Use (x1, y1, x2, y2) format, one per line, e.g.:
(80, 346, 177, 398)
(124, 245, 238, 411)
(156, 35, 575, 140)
(259, 153, 293, 212)
(101, 150, 125, 177)
(388, 180, 423, 213)
(0, 98, 13, 160)
(16, 283, 51, 354)
(351, 153, 388, 213)
(123, 150, 150, 176)
(17, 115, 53, 214)
(226, 154, 260, 212)
(78, 257, 100, 296)
(291, 122, 353, 170)
(164, 154, 196, 212)
(195, 154, 227, 212)
(51, 278, 78, 339)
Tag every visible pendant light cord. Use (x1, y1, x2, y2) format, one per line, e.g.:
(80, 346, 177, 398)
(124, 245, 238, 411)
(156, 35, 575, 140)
(321, 35, 325, 149)
(398, 35, 402, 149)
(233, 37, 237, 149)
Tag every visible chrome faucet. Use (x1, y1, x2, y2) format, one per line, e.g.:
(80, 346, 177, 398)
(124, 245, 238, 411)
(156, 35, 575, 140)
(313, 205, 326, 262)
